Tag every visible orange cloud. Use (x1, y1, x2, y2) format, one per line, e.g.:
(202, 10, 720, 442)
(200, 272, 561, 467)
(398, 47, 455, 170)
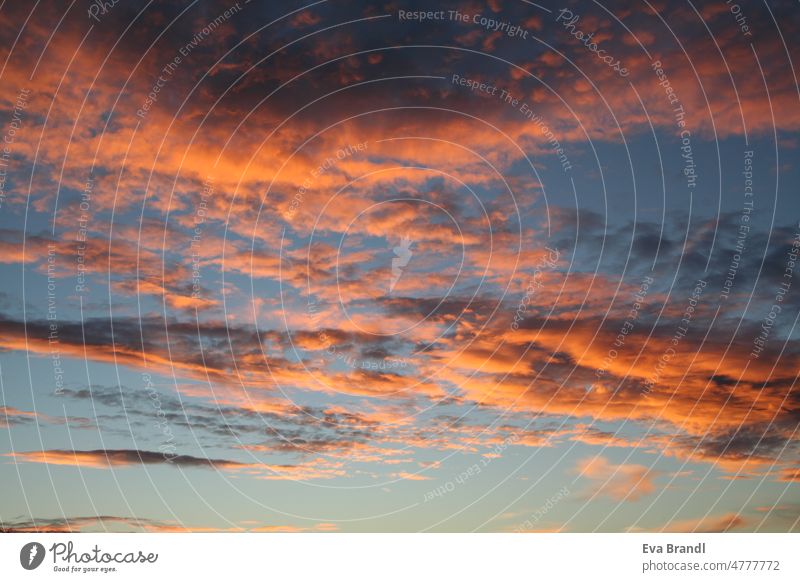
(574, 455, 657, 501)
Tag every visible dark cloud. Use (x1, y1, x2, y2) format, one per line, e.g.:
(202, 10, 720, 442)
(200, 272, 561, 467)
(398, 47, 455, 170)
(9, 448, 256, 469)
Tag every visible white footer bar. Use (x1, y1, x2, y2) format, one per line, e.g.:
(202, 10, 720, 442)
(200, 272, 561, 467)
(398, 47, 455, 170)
(1, 533, 797, 581)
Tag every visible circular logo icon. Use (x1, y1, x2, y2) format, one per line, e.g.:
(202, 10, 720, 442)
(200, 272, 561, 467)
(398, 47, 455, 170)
(20, 542, 46, 570)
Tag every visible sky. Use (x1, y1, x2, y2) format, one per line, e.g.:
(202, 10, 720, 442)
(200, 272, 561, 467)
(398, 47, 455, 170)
(0, 0, 799, 533)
